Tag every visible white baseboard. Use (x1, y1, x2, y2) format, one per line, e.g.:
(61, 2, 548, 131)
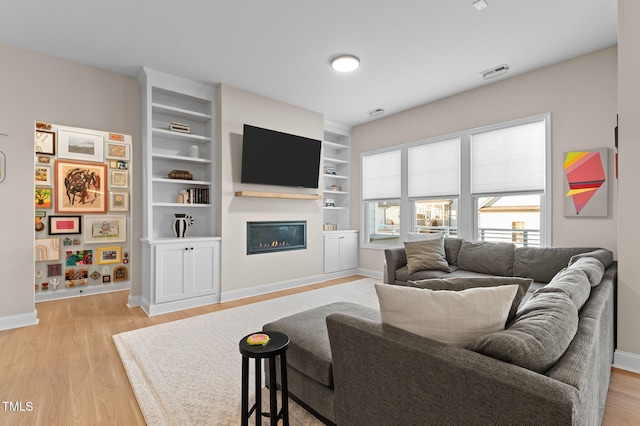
(141, 294, 221, 317)
(613, 350, 640, 374)
(36, 282, 130, 302)
(127, 294, 142, 308)
(0, 310, 39, 331)
(357, 268, 383, 280)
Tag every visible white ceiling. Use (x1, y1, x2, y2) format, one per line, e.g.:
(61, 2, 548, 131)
(0, 1, 618, 127)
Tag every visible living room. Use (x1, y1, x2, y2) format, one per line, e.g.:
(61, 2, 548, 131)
(1, 0, 639, 424)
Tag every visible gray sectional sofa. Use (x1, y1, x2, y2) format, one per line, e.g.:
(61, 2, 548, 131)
(263, 238, 617, 425)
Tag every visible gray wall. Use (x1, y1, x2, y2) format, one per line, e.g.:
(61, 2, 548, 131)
(0, 43, 141, 327)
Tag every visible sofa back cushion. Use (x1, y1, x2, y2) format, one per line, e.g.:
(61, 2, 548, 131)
(457, 241, 515, 276)
(444, 237, 464, 266)
(513, 246, 602, 284)
(469, 292, 579, 373)
(568, 256, 605, 287)
(407, 276, 532, 325)
(376, 283, 518, 348)
(535, 267, 591, 311)
(404, 236, 450, 274)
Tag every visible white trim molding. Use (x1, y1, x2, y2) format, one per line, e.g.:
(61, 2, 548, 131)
(0, 310, 39, 331)
(613, 350, 640, 374)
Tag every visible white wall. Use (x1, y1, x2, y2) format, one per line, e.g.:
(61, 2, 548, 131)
(0, 43, 141, 329)
(218, 85, 325, 298)
(352, 46, 618, 275)
(616, 0, 640, 369)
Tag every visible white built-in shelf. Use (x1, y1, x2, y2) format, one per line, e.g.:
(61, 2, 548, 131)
(323, 173, 349, 180)
(152, 202, 212, 207)
(323, 141, 348, 150)
(323, 206, 348, 210)
(152, 153, 212, 164)
(153, 177, 212, 185)
(323, 157, 349, 164)
(235, 191, 321, 200)
(152, 102, 212, 122)
(323, 190, 349, 195)
(152, 128, 211, 143)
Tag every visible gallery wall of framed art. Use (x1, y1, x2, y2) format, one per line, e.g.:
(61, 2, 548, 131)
(33, 121, 133, 301)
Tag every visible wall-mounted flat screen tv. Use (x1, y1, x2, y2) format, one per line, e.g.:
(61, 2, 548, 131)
(241, 124, 321, 189)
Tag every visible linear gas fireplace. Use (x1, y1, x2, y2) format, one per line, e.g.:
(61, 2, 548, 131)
(247, 221, 307, 255)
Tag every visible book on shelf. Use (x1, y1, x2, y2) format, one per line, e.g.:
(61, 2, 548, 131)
(169, 121, 191, 134)
(186, 187, 209, 204)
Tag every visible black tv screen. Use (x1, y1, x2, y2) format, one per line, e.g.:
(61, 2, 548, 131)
(241, 124, 321, 189)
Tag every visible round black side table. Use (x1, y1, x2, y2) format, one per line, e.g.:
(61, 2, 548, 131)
(239, 331, 290, 426)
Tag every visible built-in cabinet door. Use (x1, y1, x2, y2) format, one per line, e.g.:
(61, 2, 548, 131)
(340, 232, 358, 270)
(189, 241, 218, 297)
(323, 234, 342, 273)
(155, 243, 188, 303)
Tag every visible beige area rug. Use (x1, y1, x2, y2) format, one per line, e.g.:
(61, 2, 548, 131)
(113, 278, 380, 426)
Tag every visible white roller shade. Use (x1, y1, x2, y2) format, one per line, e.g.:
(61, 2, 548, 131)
(362, 150, 401, 200)
(408, 138, 460, 198)
(471, 120, 546, 194)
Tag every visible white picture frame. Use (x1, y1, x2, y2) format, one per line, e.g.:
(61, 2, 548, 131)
(35, 164, 52, 186)
(109, 191, 129, 212)
(58, 128, 104, 162)
(83, 215, 126, 244)
(110, 170, 128, 188)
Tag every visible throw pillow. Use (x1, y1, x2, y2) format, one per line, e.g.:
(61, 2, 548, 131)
(457, 241, 516, 276)
(567, 256, 605, 287)
(404, 236, 450, 274)
(407, 276, 533, 325)
(375, 283, 518, 348)
(568, 248, 614, 270)
(534, 267, 591, 310)
(469, 292, 579, 373)
(405, 232, 443, 242)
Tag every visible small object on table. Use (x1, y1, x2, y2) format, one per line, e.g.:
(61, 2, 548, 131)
(246, 333, 270, 346)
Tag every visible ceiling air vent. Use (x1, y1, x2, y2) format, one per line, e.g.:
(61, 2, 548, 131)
(481, 64, 509, 80)
(367, 108, 385, 117)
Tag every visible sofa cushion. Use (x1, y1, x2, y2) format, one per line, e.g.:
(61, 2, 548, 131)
(404, 236, 450, 274)
(407, 276, 532, 324)
(457, 241, 515, 276)
(405, 231, 443, 242)
(568, 248, 614, 270)
(396, 265, 450, 284)
(469, 292, 579, 373)
(262, 302, 380, 387)
(568, 256, 606, 287)
(375, 283, 518, 348)
(535, 267, 591, 310)
(513, 246, 598, 284)
(444, 237, 464, 266)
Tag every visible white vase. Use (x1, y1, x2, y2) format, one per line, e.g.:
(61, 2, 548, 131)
(189, 145, 199, 158)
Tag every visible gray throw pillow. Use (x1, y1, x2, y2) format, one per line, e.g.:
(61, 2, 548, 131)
(404, 236, 450, 274)
(469, 292, 579, 374)
(568, 249, 613, 269)
(567, 256, 605, 287)
(457, 241, 515, 276)
(408, 276, 532, 325)
(535, 267, 591, 311)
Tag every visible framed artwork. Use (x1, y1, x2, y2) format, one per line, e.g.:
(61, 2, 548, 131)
(109, 160, 128, 170)
(58, 128, 104, 162)
(35, 165, 52, 186)
(47, 263, 62, 277)
(37, 156, 51, 164)
(48, 215, 82, 235)
(110, 170, 128, 188)
(65, 250, 92, 266)
(55, 159, 107, 213)
(113, 266, 128, 282)
(105, 142, 130, 160)
(35, 130, 56, 155)
(35, 237, 60, 262)
(97, 246, 122, 264)
(65, 268, 88, 287)
(109, 191, 129, 212)
(108, 133, 125, 142)
(103, 275, 111, 283)
(563, 148, 608, 217)
(35, 187, 52, 209)
(84, 215, 126, 243)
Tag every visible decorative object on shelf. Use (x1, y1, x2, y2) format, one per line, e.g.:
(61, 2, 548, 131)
(109, 191, 129, 212)
(35, 187, 52, 209)
(103, 275, 111, 283)
(189, 144, 199, 158)
(105, 141, 130, 160)
(57, 128, 104, 162)
(110, 170, 129, 188)
(90, 271, 101, 280)
(113, 266, 128, 282)
(35, 237, 60, 262)
(323, 223, 338, 231)
(563, 148, 608, 217)
(168, 169, 193, 180)
(324, 166, 336, 175)
(35, 165, 52, 186)
(47, 263, 62, 277)
(169, 121, 191, 134)
(325, 199, 335, 207)
(330, 184, 338, 191)
(50, 278, 60, 290)
(83, 215, 126, 244)
(172, 214, 194, 238)
(65, 267, 89, 287)
(97, 246, 122, 264)
(48, 215, 82, 235)
(35, 217, 45, 232)
(54, 159, 107, 213)
(35, 130, 56, 155)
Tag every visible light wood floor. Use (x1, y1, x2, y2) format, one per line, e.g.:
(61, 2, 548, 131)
(0, 275, 638, 425)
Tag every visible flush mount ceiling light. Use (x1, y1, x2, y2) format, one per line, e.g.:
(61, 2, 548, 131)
(331, 55, 360, 73)
(473, 0, 488, 10)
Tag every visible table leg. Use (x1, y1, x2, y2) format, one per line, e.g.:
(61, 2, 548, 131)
(241, 356, 249, 426)
(269, 356, 278, 426)
(280, 352, 289, 426)
(255, 358, 262, 426)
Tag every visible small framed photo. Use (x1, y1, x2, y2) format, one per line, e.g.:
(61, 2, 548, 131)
(48, 215, 82, 235)
(113, 265, 128, 282)
(103, 275, 111, 283)
(35, 130, 56, 155)
(35, 165, 52, 186)
(110, 170, 128, 188)
(84, 215, 126, 244)
(58, 128, 104, 162)
(97, 246, 122, 264)
(47, 263, 62, 277)
(109, 191, 129, 212)
(105, 142, 130, 160)
(55, 159, 107, 214)
(35, 187, 52, 209)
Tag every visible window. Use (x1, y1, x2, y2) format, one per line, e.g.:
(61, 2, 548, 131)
(360, 114, 550, 248)
(362, 150, 401, 246)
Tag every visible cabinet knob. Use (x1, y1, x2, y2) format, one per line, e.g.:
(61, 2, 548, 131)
(190, 247, 194, 250)
(185, 247, 188, 251)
